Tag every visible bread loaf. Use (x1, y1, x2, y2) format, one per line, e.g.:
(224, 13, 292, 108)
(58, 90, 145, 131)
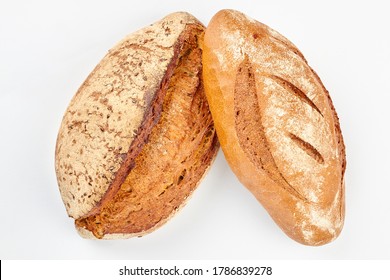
(202, 9, 346, 245)
(55, 12, 219, 239)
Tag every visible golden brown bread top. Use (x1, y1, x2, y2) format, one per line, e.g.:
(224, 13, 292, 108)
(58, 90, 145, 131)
(55, 12, 208, 220)
(203, 9, 345, 245)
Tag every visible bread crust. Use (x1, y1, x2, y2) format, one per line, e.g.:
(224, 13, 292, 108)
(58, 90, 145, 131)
(203, 9, 346, 245)
(75, 150, 218, 240)
(55, 12, 219, 239)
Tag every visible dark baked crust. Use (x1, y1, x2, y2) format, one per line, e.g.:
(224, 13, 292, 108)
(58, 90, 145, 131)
(75, 23, 219, 238)
(56, 12, 219, 239)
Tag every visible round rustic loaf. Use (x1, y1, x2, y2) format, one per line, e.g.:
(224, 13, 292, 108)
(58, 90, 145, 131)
(202, 9, 346, 245)
(55, 12, 219, 239)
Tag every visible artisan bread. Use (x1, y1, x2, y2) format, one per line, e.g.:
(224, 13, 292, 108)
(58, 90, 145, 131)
(55, 12, 219, 239)
(202, 9, 346, 245)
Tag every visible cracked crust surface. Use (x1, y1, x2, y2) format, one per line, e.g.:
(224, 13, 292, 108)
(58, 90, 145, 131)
(55, 12, 217, 231)
(75, 30, 219, 238)
(203, 9, 345, 245)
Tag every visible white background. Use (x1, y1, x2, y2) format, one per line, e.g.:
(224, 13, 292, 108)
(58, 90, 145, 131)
(1, 0, 389, 259)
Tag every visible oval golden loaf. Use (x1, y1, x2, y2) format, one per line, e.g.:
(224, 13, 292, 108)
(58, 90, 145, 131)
(55, 12, 219, 239)
(202, 9, 346, 246)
